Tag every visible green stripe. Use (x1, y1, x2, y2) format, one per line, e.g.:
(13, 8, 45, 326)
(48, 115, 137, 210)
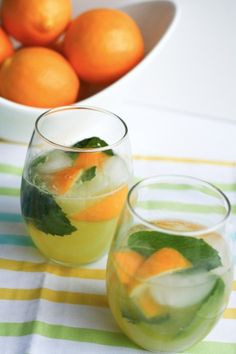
(0, 164, 22, 176)
(217, 182, 236, 192)
(137, 201, 226, 214)
(136, 178, 236, 193)
(188, 341, 236, 354)
(0, 322, 235, 353)
(0, 321, 138, 349)
(0, 187, 20, 196)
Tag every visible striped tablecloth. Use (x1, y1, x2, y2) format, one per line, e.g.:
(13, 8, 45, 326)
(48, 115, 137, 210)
(0, 137, 236, 354)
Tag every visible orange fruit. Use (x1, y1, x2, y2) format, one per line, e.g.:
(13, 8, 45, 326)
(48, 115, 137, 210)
(113, 250, 145, 285)
(51, 166, 82, 195)
(133, 287, 167, 319)
(129, 247, 192, 295)
(1, 0, 72, 46)
(71, 185, 128, 222)
(0, 27, 14, 64)
(75, 152, 108, 169)
(64, 8, 144, 84)
(135, 248, 192, 281)
(0, 47, 80, 108)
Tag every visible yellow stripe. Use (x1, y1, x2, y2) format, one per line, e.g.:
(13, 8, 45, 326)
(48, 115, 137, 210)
(133, 155, 236, 167)
(0, 259, 106, 280)
(0, 138, 28, 146)
(1, 138, 235, 167)
(0, 287, 235, 318)
(232, 281, 236, 291)
(223, 308, 236, 319)
(0, 288, 108, 307)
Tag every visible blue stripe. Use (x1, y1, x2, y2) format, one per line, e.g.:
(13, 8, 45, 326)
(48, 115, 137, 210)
(0, 213, 23, 223)
(0, 234, 35, 247)
(231, 232, 236, 241)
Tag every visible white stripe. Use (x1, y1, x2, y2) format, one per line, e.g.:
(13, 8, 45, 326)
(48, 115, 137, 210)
(0, 144, 26, 166)
(30, 336, 146, 354)
(0, 245, 44, 262)
(0, 270, 106, 294)
(0, 300, 118, 332)
(134, 159, 236, 184)
(0, 197, 21, 213)
(0, 174, 21, 188)
(0, 335, 31, 354)
(135, 189, 230, 206)
(205, 318, 236, 343)
(228, 291, 236, 307)
(0, 222, 27, 235)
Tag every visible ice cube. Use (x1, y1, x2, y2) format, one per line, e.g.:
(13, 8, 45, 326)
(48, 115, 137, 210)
(103, 156, 130, 189)
(74, 168, 110, 197)
(149, 271, 217, 308)
(37, 150, 73, 174)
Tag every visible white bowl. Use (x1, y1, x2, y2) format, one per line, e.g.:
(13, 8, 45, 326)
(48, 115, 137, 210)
(0, 0, 176, 143)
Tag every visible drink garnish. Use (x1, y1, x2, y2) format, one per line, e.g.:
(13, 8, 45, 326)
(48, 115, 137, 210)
(70, 185, 128, 222)
(175, 277, 225, 339)
(128, 230, 222, 271)
(80, 166, 96, 182)
(21, 179, 76, 236)
(72, 136, 114, 156)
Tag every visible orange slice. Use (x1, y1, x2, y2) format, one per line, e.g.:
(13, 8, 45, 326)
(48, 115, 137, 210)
(129, 247, 192, 294)
(70, 185, 128, 222)
(134, 288, 167, 319)
(136, 247, 191, 280)
(51, 166, 82, 195)
(128, 248, 191, 318)
(75, 152, 108, 169)
(113, 250, 145, 285)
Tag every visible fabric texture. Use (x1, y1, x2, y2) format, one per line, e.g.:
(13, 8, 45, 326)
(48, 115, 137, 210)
(0, 141, 235, 354)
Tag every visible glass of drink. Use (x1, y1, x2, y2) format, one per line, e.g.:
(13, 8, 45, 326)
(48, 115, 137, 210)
(106, 175, 233, 352)
(21, 106, 132, 266)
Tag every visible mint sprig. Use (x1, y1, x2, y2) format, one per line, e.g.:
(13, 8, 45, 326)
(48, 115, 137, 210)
(21, 179, 76, 236)
(72, 136, 114, 156)
(128, 231, 222, 271)
(81, 166, 96, 182)
(176, 277, 225, 339)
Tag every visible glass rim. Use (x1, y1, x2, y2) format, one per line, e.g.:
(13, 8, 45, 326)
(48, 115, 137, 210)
(35, 105, 128, 153)
(127, 174, 231, 237)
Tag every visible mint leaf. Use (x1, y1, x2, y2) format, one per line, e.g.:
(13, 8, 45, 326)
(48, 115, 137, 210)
(72, 136, 114, 156)
(81, 166, 96, 182)
(176, 277, 225, 339)
(21, 178, 76, 236)
(128, 231, 222, 270)
(28, 154, 47, 180)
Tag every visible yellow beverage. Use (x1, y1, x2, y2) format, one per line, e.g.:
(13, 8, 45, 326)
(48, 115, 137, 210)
(107, 220, 233, 352)
(21, 142, 130, 266)
(26, 185, 126, 266)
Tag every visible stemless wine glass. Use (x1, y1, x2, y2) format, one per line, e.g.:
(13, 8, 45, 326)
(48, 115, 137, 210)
(106, 175, 233, 352)
(20, 106, 132, 267)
